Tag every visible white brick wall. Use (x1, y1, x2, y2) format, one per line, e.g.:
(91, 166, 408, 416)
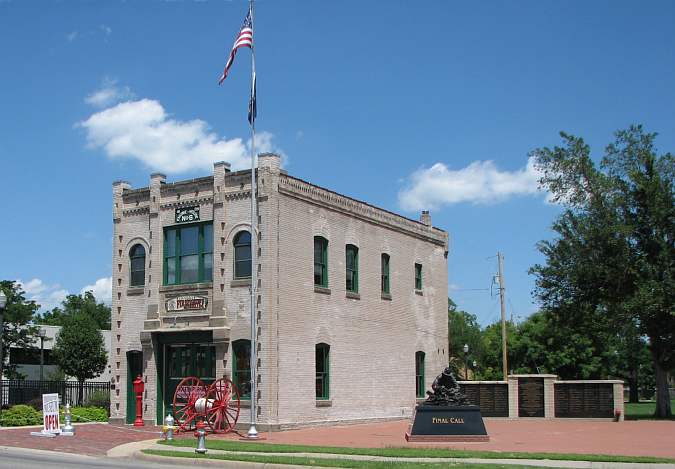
(111, 155, 449, 428)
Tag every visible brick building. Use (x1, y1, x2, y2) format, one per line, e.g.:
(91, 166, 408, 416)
(109, 153, 449, 428)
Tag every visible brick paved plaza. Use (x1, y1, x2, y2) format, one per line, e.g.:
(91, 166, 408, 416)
(1, 419, 673, 459)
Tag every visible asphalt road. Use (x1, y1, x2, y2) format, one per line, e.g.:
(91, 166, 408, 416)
(0, 446, 180, 469)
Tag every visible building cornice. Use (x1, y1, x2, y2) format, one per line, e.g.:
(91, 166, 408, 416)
(278, 175, 448, 247)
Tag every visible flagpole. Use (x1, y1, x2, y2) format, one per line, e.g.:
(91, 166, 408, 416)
(247, 0, 259, 439)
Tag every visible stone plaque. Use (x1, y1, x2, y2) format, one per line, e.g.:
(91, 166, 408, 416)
(518, 377, 544, 417)
(555, 383, 614, 418)
(166, 295, 208, 312)
(406, 405, 489, 442)
(175, 206, 200, 223)
(459, 383, 509, 417)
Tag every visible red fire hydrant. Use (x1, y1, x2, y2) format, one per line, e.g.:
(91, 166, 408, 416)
(133, 375, 145, 427)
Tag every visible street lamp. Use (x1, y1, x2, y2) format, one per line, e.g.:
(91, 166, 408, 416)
(38, 328, 47, 381)
(463, 343, 469, 380)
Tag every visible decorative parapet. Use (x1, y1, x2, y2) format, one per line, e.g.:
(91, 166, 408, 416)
(159, 196, 214, 210)
(278, 175, 448, 247)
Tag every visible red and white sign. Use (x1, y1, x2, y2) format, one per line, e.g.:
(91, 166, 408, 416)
(42, 393, 60, 434)
(166, 295, 208, 312)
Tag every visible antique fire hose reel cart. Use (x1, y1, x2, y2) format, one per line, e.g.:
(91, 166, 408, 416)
(172, 376, 241, 434)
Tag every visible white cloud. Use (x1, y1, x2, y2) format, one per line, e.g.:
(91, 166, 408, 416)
(85, 77, 134, 108)
(99, 24, 112, 37)
(66, 31, 78, 42)
(398, 157, 543, 211)
(81, 277, 112, 305)
(16, 279, 68, 311)
(78, 97, 280, 173)
(17, 277, 112, 310)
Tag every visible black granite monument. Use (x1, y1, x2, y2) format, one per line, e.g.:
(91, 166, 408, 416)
(405, 366, 489, 442)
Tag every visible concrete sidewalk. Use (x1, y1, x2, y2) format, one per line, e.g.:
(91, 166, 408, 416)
(136, 443, 675, 469)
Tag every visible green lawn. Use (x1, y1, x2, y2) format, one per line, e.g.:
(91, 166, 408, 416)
(624, 400, 675, 420)
(143, 449, 556, 468)
(158, 439, 675, 464)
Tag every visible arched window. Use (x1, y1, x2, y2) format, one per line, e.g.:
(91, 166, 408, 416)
(129, 244, 145, 287)
(316, 343, 330, 399)
(314, 236, 328, 287)
(415, 351, 425, 398)
(381, 253, 390, 294)
(345, 245, 359, 293)
(233, 231, 252, 279)
(232, 339, 251, 399)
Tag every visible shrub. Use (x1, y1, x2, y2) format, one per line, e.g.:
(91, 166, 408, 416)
(84, 390, 110, 410)
(27, 397, 43, 411)
(0, 404, 42, 426)
(63, 406, 108, 422)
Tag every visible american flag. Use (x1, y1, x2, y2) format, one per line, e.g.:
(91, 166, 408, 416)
(219, 7, 253, 85)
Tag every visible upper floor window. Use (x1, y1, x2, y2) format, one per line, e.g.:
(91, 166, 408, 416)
(415, 351, 425, 398)
(414, 263, 423, 290)
(381, 253, 390, 294)
(345, 245, 359, 293)
(164, 223, 213, 285)
(316, 343, 330, 400)
(129, 244, 146, 287)
(314, 236, 328, 287)
(233, 231, 252, 279)
(232, 339, 251, 399)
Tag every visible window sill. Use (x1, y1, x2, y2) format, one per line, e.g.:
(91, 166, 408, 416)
(159, 282, 213, 293)
(381, 293, 392, 301)
(239, 399, 251, 408)
(127, 287, 145, 296)
(231, 278, 252, 288)
(415, 289, 424, 296)
(314, 286, 331, 295)
(316, 399, 332, 407)
(346, 291, 360, 300)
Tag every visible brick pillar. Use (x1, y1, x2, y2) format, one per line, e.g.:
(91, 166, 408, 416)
(507, 375, 518, 418)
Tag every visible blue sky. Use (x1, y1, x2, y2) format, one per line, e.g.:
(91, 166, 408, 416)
(1, 0, 674, 326)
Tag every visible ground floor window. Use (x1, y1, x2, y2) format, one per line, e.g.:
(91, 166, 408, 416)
(232, 339, 251, 399)
(415, 351, 425, 398)
(316, 343, 330, 400)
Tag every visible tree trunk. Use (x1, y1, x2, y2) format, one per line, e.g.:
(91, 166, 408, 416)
(627, 377, 639, 403)
(652, 352, 672, 419)
(78, 380, 84, 407)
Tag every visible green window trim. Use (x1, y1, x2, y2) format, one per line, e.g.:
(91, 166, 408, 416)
(315, 343, 330, 400)
(233, 230, 252, 279)
(415, 351, 425, 398)
(163, 222, 213, 285)
(232, 339, 251, 400)
(314, 236, 328, 287)
(345, 244, 359, 293)
(381, 253, 390, 294)
(129, 244, 146, 287)
(414, 263, 423, 290)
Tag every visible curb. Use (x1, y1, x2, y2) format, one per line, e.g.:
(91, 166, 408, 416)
(135, 450, 326, 469)
(106, 438, 158, 458)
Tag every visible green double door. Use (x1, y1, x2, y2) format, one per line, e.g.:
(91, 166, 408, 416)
(164, 343, 216, 416)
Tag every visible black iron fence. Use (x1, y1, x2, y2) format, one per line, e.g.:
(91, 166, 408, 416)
(0, 380, 110, 408)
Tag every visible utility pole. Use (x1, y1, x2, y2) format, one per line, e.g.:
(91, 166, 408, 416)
(497, 252, 508, 380)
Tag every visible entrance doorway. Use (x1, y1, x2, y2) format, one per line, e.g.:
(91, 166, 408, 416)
(164, 343, 216, 417)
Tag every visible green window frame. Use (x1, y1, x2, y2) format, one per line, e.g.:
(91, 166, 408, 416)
(314, 236, 328, 287)
(381, 253, 390, 294)
(315, 343, 330, 400)
(163, 222, 213, 285)
(233, 230, 252, 279)
(345, 244, 359, 293)
(414, 263, 423, 290)
(232, 339, 251, 399)
(129, 244, 146, 287)
(415, 351, 425, 398)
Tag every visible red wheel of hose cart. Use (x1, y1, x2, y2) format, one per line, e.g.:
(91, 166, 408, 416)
(204, 378, 240, 433)
(172, 376, 206, 432)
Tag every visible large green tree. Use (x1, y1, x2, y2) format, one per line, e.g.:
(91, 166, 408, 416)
(0, 281, 39, 380)
(51, 313, 108, 404)
(530, 126, 674, 418)
(447, 298, 484, 368)
(41, 291, 111, 330)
